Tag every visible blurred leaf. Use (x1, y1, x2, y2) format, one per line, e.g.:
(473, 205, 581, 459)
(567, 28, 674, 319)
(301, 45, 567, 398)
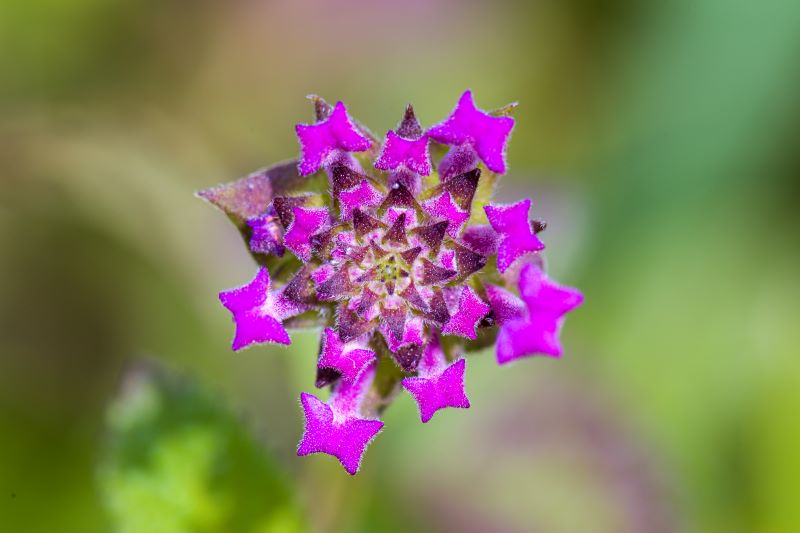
(98, 360, 304, 533)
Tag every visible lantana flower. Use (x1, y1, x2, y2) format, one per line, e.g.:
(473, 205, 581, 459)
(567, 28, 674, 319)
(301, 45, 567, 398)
(199, 91, 583, 474)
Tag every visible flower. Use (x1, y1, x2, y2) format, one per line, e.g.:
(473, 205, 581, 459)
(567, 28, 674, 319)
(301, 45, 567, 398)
(201, 92, 582, 474)
(402, 335, 470, 423)
(492, 263, 585, 363)
(427, 90, 515, 174)
(485, 198, 545, 273)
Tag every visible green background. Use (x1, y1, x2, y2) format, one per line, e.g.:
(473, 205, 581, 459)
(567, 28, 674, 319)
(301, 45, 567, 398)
(2, 0, 799, 531)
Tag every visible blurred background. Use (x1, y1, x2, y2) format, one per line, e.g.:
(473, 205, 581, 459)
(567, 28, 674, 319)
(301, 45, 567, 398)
(2, 0, 799, 531)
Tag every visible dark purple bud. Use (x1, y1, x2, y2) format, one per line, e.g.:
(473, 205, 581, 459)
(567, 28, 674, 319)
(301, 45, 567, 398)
(461, 225, 499, 256)
(388, 168, 422, 195)
(307, 94, 332, 122)
(316, 268, 355, 301)
(426, 288, 451, 324)
(272, 196, 310, 228)
(282, 265, 315, 305)
(453, 241, 488, 277)
(381, 212, 409, 246)
(399, 246, 422, 265)
(247, 212, 285, 256)
(330, 164, 366, 196)
(337, 307, 374, 342)
(382, 305, 407, 344)
(352, 209, 384, 239)
(397, 104, 424, 139)
(356, 287, 379, 317)
(379, 182, 419, 213)
(419, 258, 457, 285)
(309, 227, 336, 257)
(399, 281, 428, 312)
(442, 168, 480, 211)
(370, 241, 389, 260)
(412, 221, 449, 256)
(394, 343, 424, 372)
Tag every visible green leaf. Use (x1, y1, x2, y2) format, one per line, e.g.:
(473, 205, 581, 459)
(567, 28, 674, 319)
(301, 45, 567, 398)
(98, 360, 305, 533)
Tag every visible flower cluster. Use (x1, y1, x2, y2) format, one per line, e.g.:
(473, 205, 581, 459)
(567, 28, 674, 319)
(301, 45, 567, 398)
(199, 90, 583, 474)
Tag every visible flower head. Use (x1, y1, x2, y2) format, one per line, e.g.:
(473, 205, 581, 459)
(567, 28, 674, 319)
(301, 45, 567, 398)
(200, 92, 582, 474)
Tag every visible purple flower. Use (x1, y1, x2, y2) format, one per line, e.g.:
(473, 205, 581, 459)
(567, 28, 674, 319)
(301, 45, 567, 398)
(493, 263, 583, 364)
(485, 198, 546, 273)
(423, 192, 470, 238)
(298, 363, 383, 475)
(218, 267, 309, 350)
(201, 91, 582, 474)
(283, 206, 329, 262)
(317, 327, 376, 384)
(402, 335, 470, 423)
(296, 101, 372, 176)
(442, 286, 491, 340)
(427, 90, 515, 174)
(375, 105, 431, 177)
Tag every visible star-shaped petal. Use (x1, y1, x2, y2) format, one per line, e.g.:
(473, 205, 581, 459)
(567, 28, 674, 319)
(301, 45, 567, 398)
(495, 264, 583, 364)
(295, 101, 372, 176)
(441, 286, 490, 340)
(403, 358, 469, 423)
(423, 192, 469, 238)
(402, 336, 470, 423)
(484, 198, 545, 273)
(297, 392, 383, 475)
(426, 90, 515, 174)
(218, 268, 296, 350)
(375, 131, 431, 176)
(283, 206, 329, 261)
(317, 328, 376, 384)
(518, 262, 584, 316)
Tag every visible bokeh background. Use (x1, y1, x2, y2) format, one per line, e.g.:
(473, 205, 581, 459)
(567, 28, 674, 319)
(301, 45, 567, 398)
(2, 0, 799, 531)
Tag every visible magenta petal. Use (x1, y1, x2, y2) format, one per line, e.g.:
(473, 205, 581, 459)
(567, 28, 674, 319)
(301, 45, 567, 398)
(426, 90, 514, 174)
(375, 130, 431, 176)
(518, 263, 584, 315)
(297, 393, 383, 475)
(297, 364, 383, 475)
(484, 199, 545, 273)
(218, 268, 291, 350)
(318, 328, 376, 383)
(338, 179, 383, 221)
(496, 313, 564, 363)
(295, 101, 372, 176)
(423, 192, 469, 238)
(496, 264, 583, 364)
(403, 358, 470, 423)
(442, 286, 490, 340)
(283, 206, 329, 261)
(485, 284, 527, 325)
